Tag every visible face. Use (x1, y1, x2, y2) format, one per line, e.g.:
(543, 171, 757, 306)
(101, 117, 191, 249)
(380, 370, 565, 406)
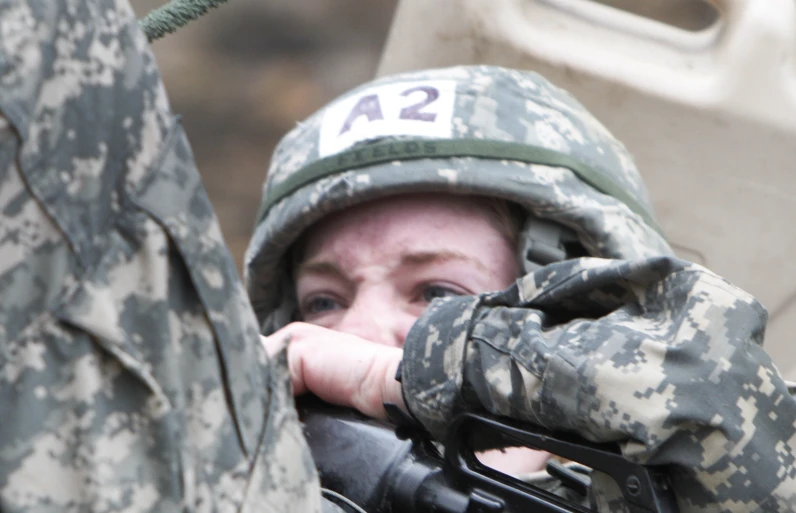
(294, 194, 519, 347)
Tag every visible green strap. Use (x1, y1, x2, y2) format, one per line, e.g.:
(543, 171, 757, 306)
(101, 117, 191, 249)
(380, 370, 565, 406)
(256, 138, 663, 235)
(139, 0, 230, 42)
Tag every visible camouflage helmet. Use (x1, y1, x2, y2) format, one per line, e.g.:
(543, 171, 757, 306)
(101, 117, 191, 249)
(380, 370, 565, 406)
(244, 65, 672, 332)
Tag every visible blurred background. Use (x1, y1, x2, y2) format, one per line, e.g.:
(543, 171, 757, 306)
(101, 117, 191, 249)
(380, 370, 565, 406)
(133, 0, 398, 271)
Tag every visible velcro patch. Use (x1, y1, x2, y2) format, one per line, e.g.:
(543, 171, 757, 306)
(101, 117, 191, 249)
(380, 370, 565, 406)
(319, 80, 457, 157)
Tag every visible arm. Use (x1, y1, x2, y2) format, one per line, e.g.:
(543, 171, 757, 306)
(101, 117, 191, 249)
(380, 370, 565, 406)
(0, 1, 331, 510)
(401, 256, 796, 512)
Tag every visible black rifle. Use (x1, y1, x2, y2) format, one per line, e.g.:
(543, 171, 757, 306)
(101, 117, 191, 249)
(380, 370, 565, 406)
(298, 397, 679, 513)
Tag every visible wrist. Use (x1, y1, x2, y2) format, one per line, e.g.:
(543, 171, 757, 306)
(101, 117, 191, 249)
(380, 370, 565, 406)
(401, 295, 482, 439)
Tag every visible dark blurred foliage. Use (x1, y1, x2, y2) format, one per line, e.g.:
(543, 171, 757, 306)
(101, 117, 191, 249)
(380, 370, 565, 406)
(134, 0, 398, 271)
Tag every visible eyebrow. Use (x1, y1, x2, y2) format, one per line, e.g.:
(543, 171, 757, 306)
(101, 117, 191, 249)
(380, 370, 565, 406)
(399, 250, 491, 273)
(295, 250, 491, 280)
(295, 260, 348, 281)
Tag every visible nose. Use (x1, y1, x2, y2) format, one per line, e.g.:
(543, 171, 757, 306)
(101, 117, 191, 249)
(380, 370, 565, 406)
(335, 294, 416, 348)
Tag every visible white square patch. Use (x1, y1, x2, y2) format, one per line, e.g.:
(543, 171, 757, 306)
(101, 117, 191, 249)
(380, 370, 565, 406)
(318, 80, 457, 157)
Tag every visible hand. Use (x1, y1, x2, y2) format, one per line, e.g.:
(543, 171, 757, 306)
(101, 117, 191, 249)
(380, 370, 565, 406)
(261, 322, 406, 420)
(263, 322, 551, 476)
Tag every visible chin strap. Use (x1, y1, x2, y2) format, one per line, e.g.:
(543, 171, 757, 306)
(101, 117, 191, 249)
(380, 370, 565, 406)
(521, 217, 583, 272)
(138, 0, 230, 42)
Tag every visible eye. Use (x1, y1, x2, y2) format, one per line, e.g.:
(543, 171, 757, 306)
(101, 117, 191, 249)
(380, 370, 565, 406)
(303, 296, 343, 315)
(421, 284, 464, 303)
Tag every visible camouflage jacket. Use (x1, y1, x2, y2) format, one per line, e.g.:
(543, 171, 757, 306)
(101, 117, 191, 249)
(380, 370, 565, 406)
(0, 0, 329, 511)
(403, 256, 796, 513)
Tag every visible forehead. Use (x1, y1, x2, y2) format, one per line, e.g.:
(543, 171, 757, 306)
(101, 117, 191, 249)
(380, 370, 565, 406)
(298, 194, 505, 259)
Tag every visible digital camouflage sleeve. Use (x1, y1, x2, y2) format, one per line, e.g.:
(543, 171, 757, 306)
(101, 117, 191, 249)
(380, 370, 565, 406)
(402, 256, 796, 513)
(0, 0, 331, 511)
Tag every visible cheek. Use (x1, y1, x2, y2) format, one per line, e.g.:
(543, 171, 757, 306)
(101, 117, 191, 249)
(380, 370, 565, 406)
(406, 302, 430, 321)
(302, 312, 345, 331)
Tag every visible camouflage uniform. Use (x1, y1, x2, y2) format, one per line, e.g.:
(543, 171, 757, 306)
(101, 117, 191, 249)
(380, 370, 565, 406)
(246, 66, 796, 512)
(0, 0, 327, 511)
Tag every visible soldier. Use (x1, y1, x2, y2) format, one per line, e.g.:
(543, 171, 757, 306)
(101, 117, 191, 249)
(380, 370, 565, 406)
(0, 0, 327, 511)
(249, 65, 796, 512)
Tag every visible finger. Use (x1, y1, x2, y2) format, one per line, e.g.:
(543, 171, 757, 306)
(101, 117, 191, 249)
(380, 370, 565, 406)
(286, 339, 308, 396)
(379, 356, 406, 417)
(260, 332, 308, 395)
(260, 333, 288, 359)
(292, 336, 404, 419)
(261, 323, 408, 417)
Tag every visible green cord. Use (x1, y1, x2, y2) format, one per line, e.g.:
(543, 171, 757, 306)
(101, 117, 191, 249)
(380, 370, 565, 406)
(139, 0, 231, 42)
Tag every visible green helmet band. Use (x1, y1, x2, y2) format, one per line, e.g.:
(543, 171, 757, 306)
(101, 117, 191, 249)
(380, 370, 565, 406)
(256, 137, 663, 236)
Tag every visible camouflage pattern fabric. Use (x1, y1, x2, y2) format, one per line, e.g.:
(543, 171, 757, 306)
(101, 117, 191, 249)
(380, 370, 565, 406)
(403, 256, 796, 512)
(246, 65, 796, 512)
(0, 0, 326, 511)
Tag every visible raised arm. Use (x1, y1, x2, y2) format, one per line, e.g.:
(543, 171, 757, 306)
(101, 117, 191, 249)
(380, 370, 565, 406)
(402, 256, 796, 512)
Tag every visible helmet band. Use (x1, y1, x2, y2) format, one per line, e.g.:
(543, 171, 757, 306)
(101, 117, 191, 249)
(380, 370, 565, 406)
(256, 138, 663, 236)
